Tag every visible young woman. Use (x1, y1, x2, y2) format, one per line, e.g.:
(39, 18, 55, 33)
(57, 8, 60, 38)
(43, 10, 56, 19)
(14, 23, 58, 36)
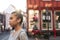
(8, 11, 28, 40)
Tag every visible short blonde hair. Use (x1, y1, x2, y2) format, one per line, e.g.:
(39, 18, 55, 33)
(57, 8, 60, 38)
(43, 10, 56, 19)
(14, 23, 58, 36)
(12, 11, 23, 25)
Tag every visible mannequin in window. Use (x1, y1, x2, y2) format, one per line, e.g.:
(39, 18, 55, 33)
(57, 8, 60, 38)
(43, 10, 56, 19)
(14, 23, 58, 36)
(33, 13, 38, 22)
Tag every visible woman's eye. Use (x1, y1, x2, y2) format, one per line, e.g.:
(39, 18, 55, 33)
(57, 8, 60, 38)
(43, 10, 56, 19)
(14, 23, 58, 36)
(10, 17, 13, 19)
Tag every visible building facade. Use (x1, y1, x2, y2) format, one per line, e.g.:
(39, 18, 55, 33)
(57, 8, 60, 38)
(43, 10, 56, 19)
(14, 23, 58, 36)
(27, 0, 60, 34)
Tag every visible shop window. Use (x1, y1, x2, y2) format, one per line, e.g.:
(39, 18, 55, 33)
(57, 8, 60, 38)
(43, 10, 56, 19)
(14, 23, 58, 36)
(28, 10, 40, 31)
(55, 11, 60, 29)
(41, 10, 52, 30)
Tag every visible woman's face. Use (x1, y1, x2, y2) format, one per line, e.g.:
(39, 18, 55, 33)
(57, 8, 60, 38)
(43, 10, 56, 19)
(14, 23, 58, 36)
(9, 13, 18, 27)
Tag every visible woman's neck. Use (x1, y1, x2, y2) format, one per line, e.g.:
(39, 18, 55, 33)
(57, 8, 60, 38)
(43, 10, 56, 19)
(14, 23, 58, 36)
(14, 25, 22, 31)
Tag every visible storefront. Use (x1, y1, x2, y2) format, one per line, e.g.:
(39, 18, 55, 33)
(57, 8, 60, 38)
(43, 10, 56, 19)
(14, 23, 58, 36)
(27, 0, 60, 35)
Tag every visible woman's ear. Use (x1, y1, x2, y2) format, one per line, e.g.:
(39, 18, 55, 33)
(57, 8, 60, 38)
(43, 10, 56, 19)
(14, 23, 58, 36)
(17, 19, 21, 23)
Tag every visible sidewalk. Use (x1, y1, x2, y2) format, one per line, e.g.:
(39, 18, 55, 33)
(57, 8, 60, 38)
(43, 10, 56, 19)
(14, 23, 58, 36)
(0, 31, 60, 40)
(28, 36, 60, 40)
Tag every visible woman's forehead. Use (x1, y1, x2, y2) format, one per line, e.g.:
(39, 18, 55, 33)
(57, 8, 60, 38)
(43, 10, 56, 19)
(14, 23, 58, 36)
(11, 13, 17, 18)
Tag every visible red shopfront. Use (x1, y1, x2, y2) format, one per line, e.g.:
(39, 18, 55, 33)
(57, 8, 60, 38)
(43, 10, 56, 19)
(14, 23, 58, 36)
(27, 0, 60, 35)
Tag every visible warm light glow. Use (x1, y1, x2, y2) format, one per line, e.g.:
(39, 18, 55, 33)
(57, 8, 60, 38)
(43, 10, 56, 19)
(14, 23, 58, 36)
(28, 4, 33, 8)
(45, 3, 52, 7)
(42, 9, 46, 13)
(29, 10, 34, 14)
(45, 3, 48, 7)
(34, 5, 38, 9)
(35, 10, 39, 13)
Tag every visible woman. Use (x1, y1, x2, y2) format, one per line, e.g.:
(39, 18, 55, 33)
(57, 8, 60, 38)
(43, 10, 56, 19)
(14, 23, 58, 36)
(8, 11, 28, 40)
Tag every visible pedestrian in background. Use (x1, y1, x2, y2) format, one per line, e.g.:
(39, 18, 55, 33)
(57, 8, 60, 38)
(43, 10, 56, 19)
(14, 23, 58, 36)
(8, 11, 28, 40)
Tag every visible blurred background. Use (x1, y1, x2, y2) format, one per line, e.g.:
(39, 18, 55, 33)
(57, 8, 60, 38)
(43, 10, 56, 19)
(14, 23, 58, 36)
(0, 0, 60, 40)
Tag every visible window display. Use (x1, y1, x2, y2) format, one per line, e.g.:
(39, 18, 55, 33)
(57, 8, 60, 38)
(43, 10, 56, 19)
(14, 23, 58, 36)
(28, 10, 40, 31)
(41, 10, 52, 30)
(55, 11, 60, 29)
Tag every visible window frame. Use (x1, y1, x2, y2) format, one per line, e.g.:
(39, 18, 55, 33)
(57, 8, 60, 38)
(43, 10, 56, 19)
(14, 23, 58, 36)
(54, 10, 60, 30)
(41, 10, 53, 30)
(28, 9, 40, 31)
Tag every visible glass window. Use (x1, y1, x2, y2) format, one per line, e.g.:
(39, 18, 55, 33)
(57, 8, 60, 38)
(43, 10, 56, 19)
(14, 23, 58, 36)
(41, 10, 52, 30)
(55, 11, 60, 29)
(28, 10, 40, 31)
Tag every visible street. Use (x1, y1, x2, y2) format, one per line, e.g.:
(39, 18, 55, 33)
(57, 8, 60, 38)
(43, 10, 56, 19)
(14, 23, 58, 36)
(0, 31, 10, 40)
(0, 31, 35, 40)
(0, 31, 60, 40)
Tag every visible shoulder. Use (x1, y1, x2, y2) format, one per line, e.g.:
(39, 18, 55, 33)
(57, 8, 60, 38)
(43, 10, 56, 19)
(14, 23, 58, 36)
(19, 29, 28, 40)
(20, 29, 26, 35)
